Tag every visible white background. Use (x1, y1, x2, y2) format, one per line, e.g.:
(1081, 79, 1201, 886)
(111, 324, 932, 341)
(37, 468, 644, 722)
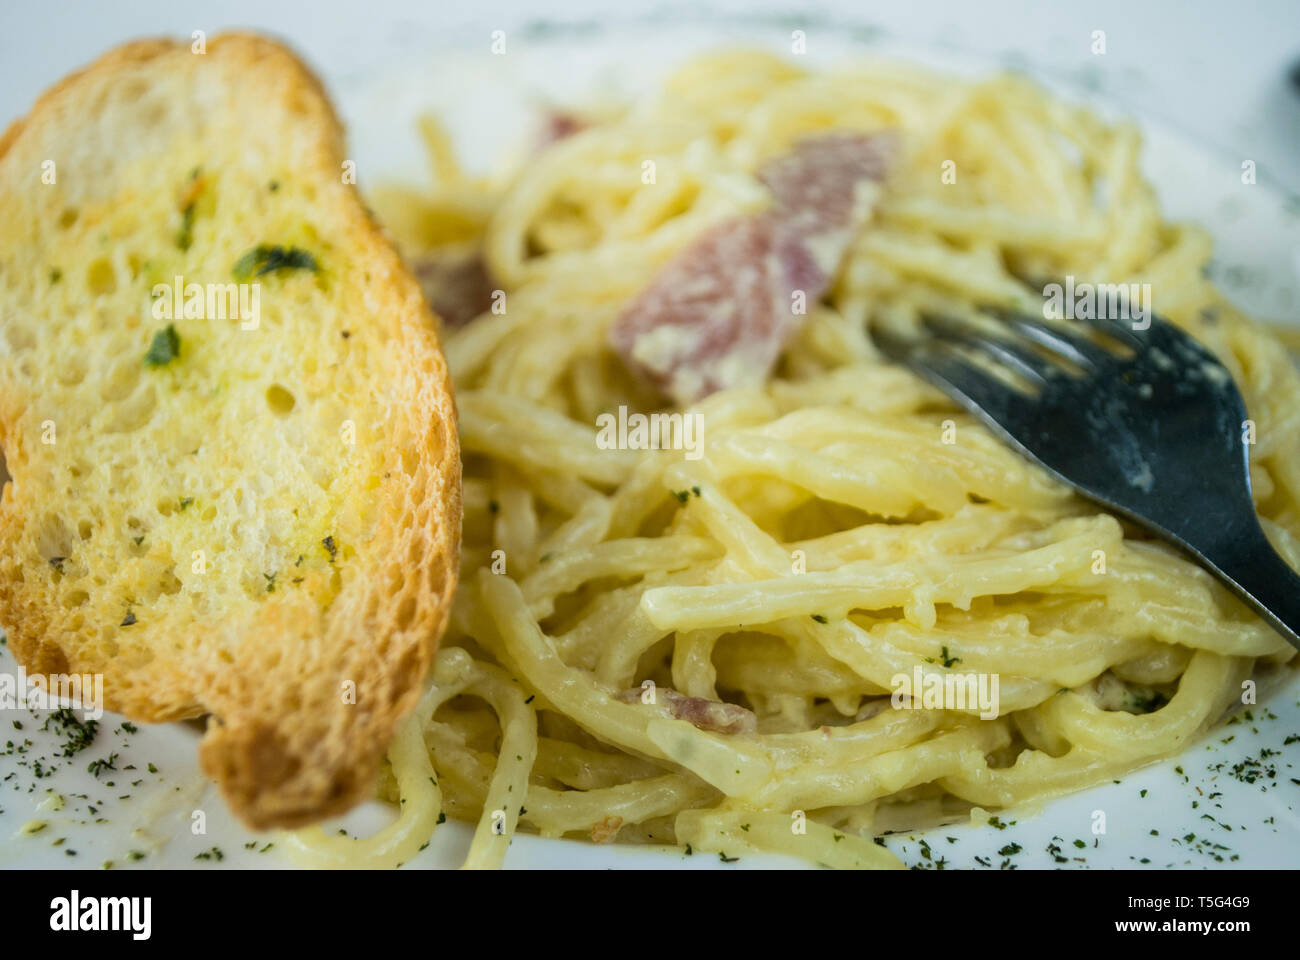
(2, 0, 1299, 191)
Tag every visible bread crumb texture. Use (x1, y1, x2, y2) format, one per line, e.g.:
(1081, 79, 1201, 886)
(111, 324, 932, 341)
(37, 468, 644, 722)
(0, 34, 461, 828)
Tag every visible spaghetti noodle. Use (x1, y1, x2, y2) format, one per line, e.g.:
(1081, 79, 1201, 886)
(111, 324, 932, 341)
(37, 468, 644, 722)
(292, 50, 1300, 869)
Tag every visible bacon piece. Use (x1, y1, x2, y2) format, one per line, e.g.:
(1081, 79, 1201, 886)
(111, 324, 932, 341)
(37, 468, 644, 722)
(761, 131, 894, 235)
(590, 815, 623, 844)
(616, 686, 758, 735)
(537, 109, 588, 149)
(410, 249, 495, 329)
(609, 216, 790, 404)
(610, 131, 895, 404)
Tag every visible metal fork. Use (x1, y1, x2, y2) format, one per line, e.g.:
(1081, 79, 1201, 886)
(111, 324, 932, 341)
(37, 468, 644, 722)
(874, 303, 1300, 652)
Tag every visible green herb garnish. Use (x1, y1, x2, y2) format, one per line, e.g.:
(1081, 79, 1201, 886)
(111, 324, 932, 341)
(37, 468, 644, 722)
(42, 709, 98, 757)
(177, 204, 196, 251)
(87, 753, 118, 778)
(232, 244, 319, 281)
(144, 325, 180, 367)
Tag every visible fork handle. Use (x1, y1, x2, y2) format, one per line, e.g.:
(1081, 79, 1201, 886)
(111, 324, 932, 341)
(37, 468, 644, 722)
(1194, 522, 1300, 652)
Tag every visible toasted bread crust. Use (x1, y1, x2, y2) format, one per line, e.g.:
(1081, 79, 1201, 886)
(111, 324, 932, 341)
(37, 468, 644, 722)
(0, 34, 461, 829)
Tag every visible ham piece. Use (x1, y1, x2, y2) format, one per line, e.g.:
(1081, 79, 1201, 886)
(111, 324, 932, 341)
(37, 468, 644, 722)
(610, 131, 895, 404)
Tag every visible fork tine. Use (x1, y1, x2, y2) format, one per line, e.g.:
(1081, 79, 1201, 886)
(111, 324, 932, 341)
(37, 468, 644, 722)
(983, 306, 1116, 370)
(1072, 312, 1146, 349)
(873, 325, 1022, 422)
(1021, 275, 1147, 348)
(921, 313, 1060, 385)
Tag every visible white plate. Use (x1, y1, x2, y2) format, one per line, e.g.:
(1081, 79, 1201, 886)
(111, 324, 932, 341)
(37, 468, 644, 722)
(3, 20, 1299, 870)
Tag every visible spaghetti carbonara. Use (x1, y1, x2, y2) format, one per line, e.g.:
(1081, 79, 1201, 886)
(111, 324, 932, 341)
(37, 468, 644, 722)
(288, 50, 1300, 869)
